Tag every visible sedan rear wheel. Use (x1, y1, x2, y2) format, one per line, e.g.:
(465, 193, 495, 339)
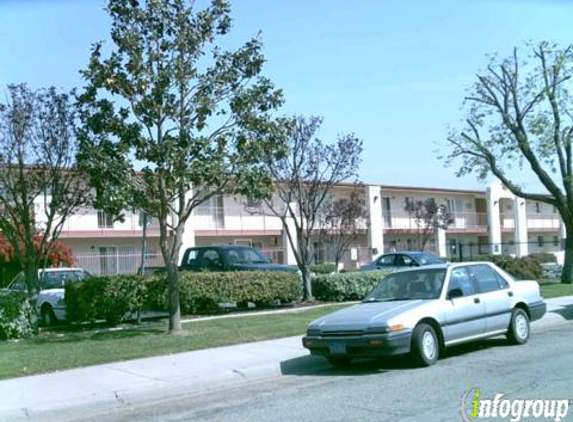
(507, 308, 530, 345)
(411, 323, 439, 366)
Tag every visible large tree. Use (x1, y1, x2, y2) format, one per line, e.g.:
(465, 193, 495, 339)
(259, 116, 362, 301)
(318, 190, 369, 271)
(0, 84, 91, 316)
(77, 0, 285, 331)
(444, 42, 573, 283)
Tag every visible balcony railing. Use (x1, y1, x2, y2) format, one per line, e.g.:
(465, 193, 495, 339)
(501, 212, 561, 231)
(382, 211, 487, 231)
(193, 205, 283, 234)
(526, 213, 561, 230)
(59, 214, 161, 238)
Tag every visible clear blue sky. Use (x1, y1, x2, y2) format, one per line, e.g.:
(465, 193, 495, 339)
(1, 0, 572, 190)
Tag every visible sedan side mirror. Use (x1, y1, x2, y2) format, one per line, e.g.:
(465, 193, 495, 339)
(447, 288, 464, 300)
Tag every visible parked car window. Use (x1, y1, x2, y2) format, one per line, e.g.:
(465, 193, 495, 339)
(223, 247, 269, 264)
(376, 254, 396, 266)
(184, 249, 199, 266)
(396, 254, 415, 266)
(468, 264, 508, 293)
(411, 252, 443, 265)
(364, 268, 446, 301)
(448, 267, 476, 297)
(40, 272, 63, 289)
(9, 273, 26, 292)
(202, 249, 222, 268)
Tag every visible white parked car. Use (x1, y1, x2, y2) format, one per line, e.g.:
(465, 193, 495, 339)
(6, 268, 92, 325)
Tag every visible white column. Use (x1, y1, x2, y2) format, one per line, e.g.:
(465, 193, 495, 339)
(513, 197, 528, 257)
(436, 228, 447, 258)
(487, 187, 502, 255)
(282, 203, 299, 265)
(365, 185, 384, 259)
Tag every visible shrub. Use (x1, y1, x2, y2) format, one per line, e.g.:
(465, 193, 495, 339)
(0, 292, 33, 340)
(310, 263, 337, 274)
(312, 270, 392, 302)
(463, 255, 543, 280)
(145, 271, 303, 314)
(529, 252, 557, 263)
(66, 274, 149, 324)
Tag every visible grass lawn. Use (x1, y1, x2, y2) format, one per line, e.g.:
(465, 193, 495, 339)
(0, 304, 349, 380)
(539, 279, 573, 299)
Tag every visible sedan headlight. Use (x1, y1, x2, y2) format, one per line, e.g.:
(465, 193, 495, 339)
(365, 326, 389, 335)
(366, 324, 406, 334)
(306, 327, 321, 336)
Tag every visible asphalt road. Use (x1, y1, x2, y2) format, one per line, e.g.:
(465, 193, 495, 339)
(64, 322, 573, 422)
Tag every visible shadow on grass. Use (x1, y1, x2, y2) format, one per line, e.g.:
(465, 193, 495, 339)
(550, 304, 573, 321)
(31, 327, 165, 345)
(281, 337, 514, 377)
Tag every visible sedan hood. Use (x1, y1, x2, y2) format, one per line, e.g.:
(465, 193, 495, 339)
(313, 300, 426, 331)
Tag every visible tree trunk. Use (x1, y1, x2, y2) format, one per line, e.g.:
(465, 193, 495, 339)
(301, 265, 314, 302)
(166, 259, 182, 331)
(23, 263, 39, 330)
(561, 228, 573, 284)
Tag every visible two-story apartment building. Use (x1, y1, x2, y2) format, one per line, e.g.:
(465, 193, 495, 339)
(46, 180, 564, 274)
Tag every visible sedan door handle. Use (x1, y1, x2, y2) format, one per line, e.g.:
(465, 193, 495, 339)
(474, 297, 481, 304)
(508, 291, 514, 297)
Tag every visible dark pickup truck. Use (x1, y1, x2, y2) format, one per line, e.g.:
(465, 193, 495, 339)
(178, 245, 299, 273)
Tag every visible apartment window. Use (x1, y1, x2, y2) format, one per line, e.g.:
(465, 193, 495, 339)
(554, 236, 559, 247)
(553, 206, 557, 214)
(537, 236, 544, 248)
(535, 202, 541, 213)
(97, 211, 114, 229)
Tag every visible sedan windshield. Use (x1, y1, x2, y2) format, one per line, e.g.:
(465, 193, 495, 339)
(363, 268, 447, 302)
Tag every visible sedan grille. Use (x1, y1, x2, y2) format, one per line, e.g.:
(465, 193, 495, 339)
(321, 330, 363, 337)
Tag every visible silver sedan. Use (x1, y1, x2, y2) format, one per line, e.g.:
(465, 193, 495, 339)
(303, 262, 546, 367)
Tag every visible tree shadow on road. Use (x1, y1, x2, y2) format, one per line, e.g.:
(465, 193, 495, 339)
(281, 337, 517, 377)
(280, 354, 416, 377)
(550, 304, 573, 321)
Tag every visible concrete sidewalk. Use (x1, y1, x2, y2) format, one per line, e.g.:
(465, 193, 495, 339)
(1, 296, 572, 421)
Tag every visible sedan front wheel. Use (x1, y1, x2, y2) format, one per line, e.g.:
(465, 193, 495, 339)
(411, 323, 439, 366)
(507, 308, 530, 345)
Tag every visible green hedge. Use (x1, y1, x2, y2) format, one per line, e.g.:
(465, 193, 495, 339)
(0, 292, 33, 340)
(529, 252, 557, 263)
(65, 274, 149, 324)
(310, 263, 337, 274)
(146, 271, 303, 314)
(66, 271, 303, 323)
(463, 255, 543, 280)
(312, 270, 392, 302)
